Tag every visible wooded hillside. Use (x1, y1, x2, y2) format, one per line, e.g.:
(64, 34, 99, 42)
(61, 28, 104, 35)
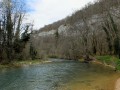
(31, 0, 120, 60)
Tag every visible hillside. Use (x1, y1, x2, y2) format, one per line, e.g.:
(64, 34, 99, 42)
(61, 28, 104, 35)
(31, 0, 120, 60)
(35, 0, 119, 33)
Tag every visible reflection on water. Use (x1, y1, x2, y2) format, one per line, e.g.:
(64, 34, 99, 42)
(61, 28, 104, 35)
(0, 59, 119, 90)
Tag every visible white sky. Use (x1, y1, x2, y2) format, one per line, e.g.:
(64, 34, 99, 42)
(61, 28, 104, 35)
(26, 0, 95, 29)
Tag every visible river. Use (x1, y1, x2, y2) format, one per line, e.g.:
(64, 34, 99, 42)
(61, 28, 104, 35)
(0, 59, 119, 90)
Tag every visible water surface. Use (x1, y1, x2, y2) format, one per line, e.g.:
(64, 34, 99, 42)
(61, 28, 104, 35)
(0, 59, 119, 90)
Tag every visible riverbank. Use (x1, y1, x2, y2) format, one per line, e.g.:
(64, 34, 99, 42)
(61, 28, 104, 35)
(91, 60, 115, 69)
(0, 60, 51, 69)
(76, 56, 120, 90)
(90, 55, 120, 90)
(79, 55, 120, 71)
(90, 59, 120, 90)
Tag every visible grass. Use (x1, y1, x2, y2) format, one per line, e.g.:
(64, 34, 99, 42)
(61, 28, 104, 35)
(95, 55, 120, 70)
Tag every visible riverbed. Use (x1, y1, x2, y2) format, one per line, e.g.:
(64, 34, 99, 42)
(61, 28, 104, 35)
(0, 59, 119, 90)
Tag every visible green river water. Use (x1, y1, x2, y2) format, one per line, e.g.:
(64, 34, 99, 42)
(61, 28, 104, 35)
(0, 59, 119, 90)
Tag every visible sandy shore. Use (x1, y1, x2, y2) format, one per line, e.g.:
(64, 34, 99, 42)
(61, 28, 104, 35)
(115, 78, 120, 90)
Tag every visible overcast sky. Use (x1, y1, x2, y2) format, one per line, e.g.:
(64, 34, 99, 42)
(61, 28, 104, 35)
(26, 0, 95, 29)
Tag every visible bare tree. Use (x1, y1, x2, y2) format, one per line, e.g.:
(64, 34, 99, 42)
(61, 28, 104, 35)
(0, 0, 30, 62)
